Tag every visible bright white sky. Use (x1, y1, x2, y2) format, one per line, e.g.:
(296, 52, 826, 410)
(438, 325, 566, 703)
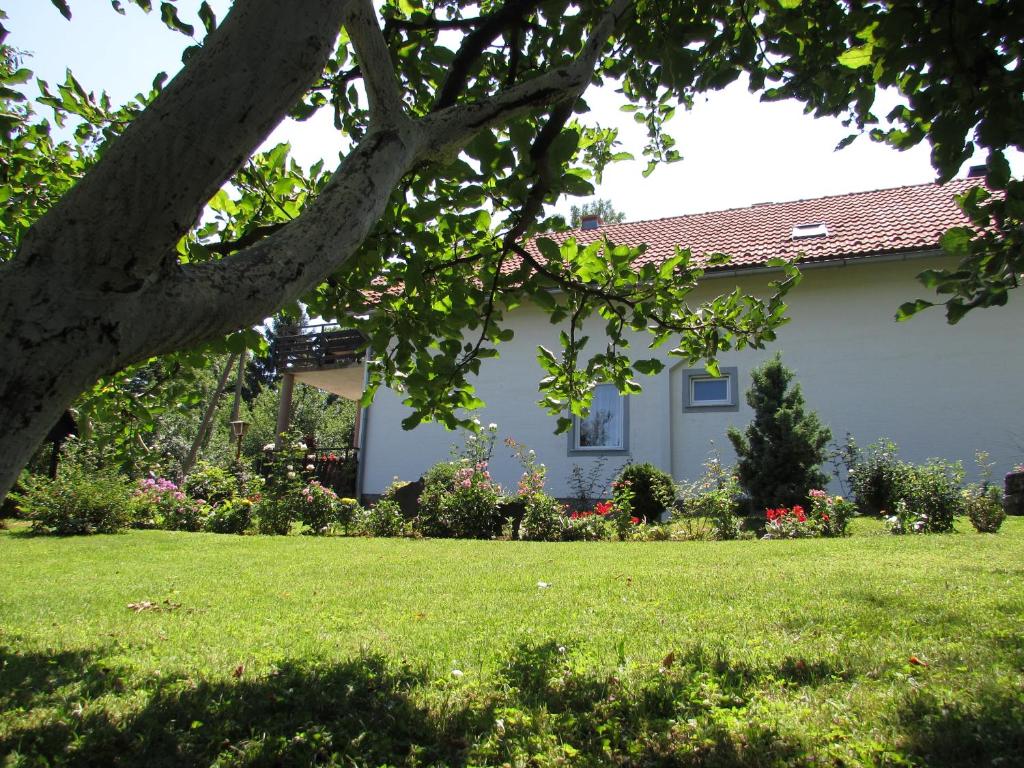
(7, 1, 1021, 222)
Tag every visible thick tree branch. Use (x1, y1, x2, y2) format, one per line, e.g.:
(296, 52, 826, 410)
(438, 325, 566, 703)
(10, 0, 351, 289)
(343, 0, 408, 127)
(423, 0, 634, 155)
(434, 0, 541, 109)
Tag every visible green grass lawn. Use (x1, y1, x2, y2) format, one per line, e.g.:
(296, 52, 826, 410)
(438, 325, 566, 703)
(2, 518, 1022, 767)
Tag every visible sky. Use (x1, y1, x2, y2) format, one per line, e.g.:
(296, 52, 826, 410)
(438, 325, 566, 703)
(6, 1, 1021, 223)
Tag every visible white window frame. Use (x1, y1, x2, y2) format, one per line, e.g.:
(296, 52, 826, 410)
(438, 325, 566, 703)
(570, 383, 628, 453)
(683, 366, 739, 412)
(690, 376, 731, 407)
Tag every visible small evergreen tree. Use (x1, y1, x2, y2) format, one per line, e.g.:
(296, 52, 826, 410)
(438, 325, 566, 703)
(727, 355, 832, 511)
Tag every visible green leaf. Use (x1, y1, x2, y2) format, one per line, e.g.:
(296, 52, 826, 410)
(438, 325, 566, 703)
(160, 2, 195, 36)
(633, 358, 664, 376)
(837, 42, 874, 69)
(778, 0, 802, 7)
(895, 299, 932, 321)
(535, 237, 561, 264)
(198, 1, 216, 34)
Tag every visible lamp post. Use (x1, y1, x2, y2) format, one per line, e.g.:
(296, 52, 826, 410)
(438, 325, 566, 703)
(229, 419, 249, 461)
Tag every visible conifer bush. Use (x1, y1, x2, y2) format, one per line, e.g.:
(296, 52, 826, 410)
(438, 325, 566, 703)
(727, 355, 832, 511)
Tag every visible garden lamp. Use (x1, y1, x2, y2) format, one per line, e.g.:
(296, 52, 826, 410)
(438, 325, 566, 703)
(229, 419, 249, 460)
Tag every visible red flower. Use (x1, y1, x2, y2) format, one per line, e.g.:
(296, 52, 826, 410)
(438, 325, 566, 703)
(822, 513, 829, 521)
(630, 516, 640, 525)
(595, 501, 613, 516)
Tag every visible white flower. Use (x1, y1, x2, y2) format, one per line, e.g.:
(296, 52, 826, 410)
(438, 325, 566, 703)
(305, 464, 315, 471)
(451, 669, 464, 678)
(262, 443, 275, 451)
(487, 422, 497, 430)
(472, 417, 481, 425)
(287, 471, 296, 479)
(537, 581, 551, 589)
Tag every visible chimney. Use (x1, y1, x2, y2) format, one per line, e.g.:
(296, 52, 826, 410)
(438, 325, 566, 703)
(580, 214, 602, 231)
(967, 164, 986, 179)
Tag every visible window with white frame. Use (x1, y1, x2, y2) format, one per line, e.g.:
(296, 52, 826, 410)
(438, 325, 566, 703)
(572, 383, 626, 451)
(683, 367, 739, 411)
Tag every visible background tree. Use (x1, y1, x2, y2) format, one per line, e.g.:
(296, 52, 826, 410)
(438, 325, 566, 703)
(0, 0, 1020, 501)
(727, 355, 832, 512)
(569, 198, 625, 227)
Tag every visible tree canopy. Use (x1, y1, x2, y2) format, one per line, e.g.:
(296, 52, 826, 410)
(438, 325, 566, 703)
(0, 0, 1020, 499)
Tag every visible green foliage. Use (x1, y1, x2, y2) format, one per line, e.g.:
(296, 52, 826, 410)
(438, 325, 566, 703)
(159, 498, 208, 532)
(562, 511, 615, 542)
(613, 463, 675, 523)
(808, 490, 857, 538)
(183, 461, 237, 506)
(254, 496, 294, 536)
(413, 459, 505, 539)
(203, 497, 253, 535)
(359, 499, 405, 538)
(727, 355, 832, 511)
(964, 485, 1005, 534)
(518, 493, 566, 542)
(297, 480, 340, 536)
(11, 465, 133, 536)
(850, 440, 965, 532)
(240, 381, 356, 460)
(963, 450, 1006, 534)
(130, 476, 189, 530)
(677, 450, 743, 541)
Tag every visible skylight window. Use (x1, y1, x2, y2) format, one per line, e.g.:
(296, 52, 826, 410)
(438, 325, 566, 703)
(791, 223, 829, 239)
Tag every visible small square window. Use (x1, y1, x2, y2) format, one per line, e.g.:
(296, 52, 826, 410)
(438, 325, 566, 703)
(569, 383, 629, 454)
(683, 367, 739, 411)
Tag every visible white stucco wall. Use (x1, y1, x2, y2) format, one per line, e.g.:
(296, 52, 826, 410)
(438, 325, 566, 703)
(360, 253, 1023, 498)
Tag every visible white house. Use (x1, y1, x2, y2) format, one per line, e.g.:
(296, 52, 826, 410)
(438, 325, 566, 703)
(306, 178, 1024, 500)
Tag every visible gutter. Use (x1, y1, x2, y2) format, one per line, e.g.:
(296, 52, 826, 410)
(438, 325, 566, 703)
(695, 247, 946, 281)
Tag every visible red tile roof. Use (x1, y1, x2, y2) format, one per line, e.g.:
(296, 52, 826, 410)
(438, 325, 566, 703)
(524, 178, 981, 272)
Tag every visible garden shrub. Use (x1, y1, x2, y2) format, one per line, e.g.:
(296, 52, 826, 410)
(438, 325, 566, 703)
(518, 492, 566, 541)
(727, 354, 832, 510)
(807, 489, 856, 537)
(414, 460, 504, 539)
(613, 463, 675, 523)
(131, 476, 189, 529)
(963, 450, 1006, 533)
(203, 497, 254, 534)
(254, 496, 295, 535)
(964, 485, 1005, 533)
(296, 480, 340, 535)
(360, 499, 405, 537)
(13, 465, 134, 535)
(414, 462, 461, 537)
(337, 497, 361, 534)
(849, 440, 906, 515)
(850, 441, 963, 532)
(562, 509, 616, 541)
(183, 462, 238, 506)
(160, 499, 209, 532)
(676, 451, 743, 541)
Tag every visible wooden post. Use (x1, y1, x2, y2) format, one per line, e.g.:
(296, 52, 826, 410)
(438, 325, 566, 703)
(275, 372, 295, 449)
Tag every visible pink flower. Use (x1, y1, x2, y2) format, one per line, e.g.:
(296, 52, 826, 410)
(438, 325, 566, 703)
(305, 495, 314, 503)
(461, 479, 472, 488)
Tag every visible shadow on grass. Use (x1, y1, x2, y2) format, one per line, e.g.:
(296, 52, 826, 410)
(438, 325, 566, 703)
(1, 642, 1021, 767)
